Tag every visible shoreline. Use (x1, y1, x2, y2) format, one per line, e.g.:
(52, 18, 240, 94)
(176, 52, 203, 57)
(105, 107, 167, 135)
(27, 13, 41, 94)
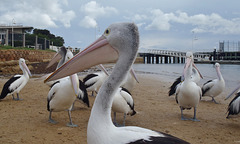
(0, 73, 239, 143)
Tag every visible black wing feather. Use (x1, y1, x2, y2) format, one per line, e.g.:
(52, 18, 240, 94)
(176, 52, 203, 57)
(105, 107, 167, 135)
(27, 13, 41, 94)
(168, 76, 181, 96)
(227, 92, 240, 118)
(47, 81, 60, 111)
(202, 80, 212, 96)
(121, 87, 136, 116)
(79, 80, 90, 107)
(0, 76, 21, 99)
(128, 131, 190, 144)
(83, 73, 98, 88)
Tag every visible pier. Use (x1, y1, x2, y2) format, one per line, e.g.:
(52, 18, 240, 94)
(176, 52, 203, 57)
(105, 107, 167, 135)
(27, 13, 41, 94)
(138, 49, 210, 64)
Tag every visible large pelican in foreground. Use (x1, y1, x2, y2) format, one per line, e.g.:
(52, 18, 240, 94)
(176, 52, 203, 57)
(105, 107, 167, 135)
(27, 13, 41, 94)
(47, 49, 89, 127)
(225, 84, 240, 118)
(45, 23, 189, 143)
(175, 52, 202, 121)
(201, 63, 225, 104)
(0, 58, 32, 100)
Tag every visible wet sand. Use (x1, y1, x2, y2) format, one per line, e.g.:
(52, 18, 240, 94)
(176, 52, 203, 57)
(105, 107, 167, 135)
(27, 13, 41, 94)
(0, 74, 239, 144)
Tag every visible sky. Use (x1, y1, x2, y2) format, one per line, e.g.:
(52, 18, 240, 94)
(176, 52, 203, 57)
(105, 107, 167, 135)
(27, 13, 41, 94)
(1, 0, 240, 52)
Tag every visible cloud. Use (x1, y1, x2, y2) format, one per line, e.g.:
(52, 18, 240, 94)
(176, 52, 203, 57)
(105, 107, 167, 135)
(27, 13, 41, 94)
(80, 16, 97, 28)
(145, 9, 173, 31)
(133, 9, 240, 35)
(0, 0, 75, 28)
(80, 1, 118, 28)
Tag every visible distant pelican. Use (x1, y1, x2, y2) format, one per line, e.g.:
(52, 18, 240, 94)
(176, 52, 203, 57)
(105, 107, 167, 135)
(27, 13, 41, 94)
(0, 58, 32, 100)
(112, 87, 136, 126)
(46, 49, 89, 127)
(169, 66, 203, 96)
(202, 63, 225, 104)
(225, 84, 240, 118)
(176, 52, 202, 121)
(83, 64, 109, 96)
(45, 22, 189, 144)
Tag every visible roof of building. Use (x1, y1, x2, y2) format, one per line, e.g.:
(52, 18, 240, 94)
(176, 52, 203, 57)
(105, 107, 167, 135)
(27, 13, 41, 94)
(0, 25, 33, 30)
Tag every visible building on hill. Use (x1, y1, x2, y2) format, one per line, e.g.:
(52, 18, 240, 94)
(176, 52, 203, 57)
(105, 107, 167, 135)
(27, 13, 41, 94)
(0, 24, 33, 47)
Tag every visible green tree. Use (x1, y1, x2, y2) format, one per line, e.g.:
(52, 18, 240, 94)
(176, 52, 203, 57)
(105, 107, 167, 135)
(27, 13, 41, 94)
(26, 28, 65, 47)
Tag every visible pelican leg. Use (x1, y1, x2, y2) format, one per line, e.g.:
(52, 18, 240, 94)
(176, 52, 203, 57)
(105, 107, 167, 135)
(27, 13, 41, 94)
(91, 91, 94, 97)
(13, 93, 23, 101)
(16, 93, 23, 101)
(190, 107, 200, 122)
(48, 111, 58, 124)
(71, 101, 75, 111)
(12, 94, 15, 100)
(67, 110, 78, 127)
(113, 112, 120, 127)
(123, 113, 126, 126)
(180, 107, 188, 121)
(212, 97, 218, 104)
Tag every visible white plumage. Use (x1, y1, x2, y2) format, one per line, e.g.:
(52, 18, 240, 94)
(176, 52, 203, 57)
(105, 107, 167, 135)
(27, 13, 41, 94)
(225, 84, 240, 118)
(175, 52, 202, 121)
(45, 22, 189, 144)
(0, 58, 32, 100)
(121, 68, 139, 93)
(112, 87, 136, 126)
(83, 70, 108, 96)
(227, 92, 240, 118)
(202, 63, 225, 104)
(47, 49, 89, 127)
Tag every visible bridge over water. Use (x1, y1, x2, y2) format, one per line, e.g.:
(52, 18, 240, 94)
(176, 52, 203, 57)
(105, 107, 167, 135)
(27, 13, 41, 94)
(138, 49, 211, 64)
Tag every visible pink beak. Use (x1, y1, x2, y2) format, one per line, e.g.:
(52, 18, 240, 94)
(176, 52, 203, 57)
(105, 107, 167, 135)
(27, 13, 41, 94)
(45, 36, 118, 83)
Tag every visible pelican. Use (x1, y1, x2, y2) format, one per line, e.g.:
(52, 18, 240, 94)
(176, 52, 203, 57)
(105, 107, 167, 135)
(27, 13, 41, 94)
(225, 84, 240, 118)
(46, 47, 89, 110)
(44, 46, 69, 87)
(169, 66, 203, 96)
(175, 52, 202, 121)
(0, 58, 32, 100)
(83, 64, 109, 96)
(112, 87, 136, 126)
(45, 22, 189, 143)
(47, 49, 89, 127)
(202, 63, 225, 104)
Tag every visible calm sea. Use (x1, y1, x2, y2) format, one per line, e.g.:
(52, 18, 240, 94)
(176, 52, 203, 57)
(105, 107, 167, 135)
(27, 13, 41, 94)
(133, 63, 240, 92)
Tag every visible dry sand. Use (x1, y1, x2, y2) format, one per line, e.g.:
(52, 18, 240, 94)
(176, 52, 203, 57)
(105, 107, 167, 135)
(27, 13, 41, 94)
(0, 73, 239, 144)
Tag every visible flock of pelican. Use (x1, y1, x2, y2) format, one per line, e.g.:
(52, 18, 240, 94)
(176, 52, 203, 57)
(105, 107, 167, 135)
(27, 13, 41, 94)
(0, 22, 239, 143)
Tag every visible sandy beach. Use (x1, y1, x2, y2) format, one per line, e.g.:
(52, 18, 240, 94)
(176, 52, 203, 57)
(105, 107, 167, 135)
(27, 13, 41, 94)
(0, 73, 239, 144)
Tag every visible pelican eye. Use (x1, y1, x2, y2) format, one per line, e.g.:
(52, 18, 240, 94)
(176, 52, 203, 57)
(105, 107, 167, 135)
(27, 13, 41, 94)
(104, 29, 110, 35)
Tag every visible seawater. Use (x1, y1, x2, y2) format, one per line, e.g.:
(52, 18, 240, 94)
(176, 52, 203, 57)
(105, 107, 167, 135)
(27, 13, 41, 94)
(133, 63, 240, 91)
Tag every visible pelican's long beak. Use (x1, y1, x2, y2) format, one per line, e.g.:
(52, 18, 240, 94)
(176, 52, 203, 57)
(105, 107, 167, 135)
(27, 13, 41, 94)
(130, 68, 139, 83)
(225, 84, 240, 100)
(98, 64, 109, 76)
(46, 52, 62, 68)
(22, 62, 32, 77)
(182, 57, 191, 80)
(192, 63, 203, 79)
(44, 36, 118, 82)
